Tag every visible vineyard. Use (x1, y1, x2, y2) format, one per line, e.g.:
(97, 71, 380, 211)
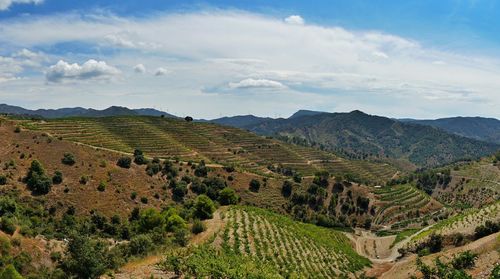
(373, 184, 443, 228)
(24, 116, 398, 182)
(189, 206, 371, 278)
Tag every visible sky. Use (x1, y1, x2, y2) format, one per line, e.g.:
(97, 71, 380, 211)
(0, 0, 499, 119)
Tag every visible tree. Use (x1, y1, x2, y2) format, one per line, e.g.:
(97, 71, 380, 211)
(62, 235, 108, 279)
(218, 187, 239, 205)
(194, 195, 215, 220)
(133, 149, 148, 165)
(249, 179, 261, 192)
(281, 181, 293, 197)
(313, 171, 329, 188)
(25, 160, 52, 194)
(61, 153, 76, 166)
(0, 175, 6, 186)
(166, 214, 187, 232)
(184, 116, 193, 122)
(137, 208, 164, 232)
(117, 157, 132, 168)
(129, 234, 153, 255)
(0, 264, 23, 279)
(172, 181, 188, 202)
(191, 219, 205, 234)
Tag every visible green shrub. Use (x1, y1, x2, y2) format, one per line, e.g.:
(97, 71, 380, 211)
(140, 197, 148, 204)
(218, 187, 239, 205)
(130, 192, 137, 200)
(166, 214, 187, 232)
(0, 175, 6, 185)
(117, 157, 132, 168)
(281, 181, 293, 197)
(0, 217, 16, 235)
(79, 175, 90, 185)
(0, 264, 23, 279)
(61, 153, 76, 166)
(129, 234, 153, 255)
(249, 179, 260, 192)
(193, 195, 215, 220)
(191, 219, 205, 234)
(52, 171, 63, 184)
(97, 181, 106, 192)
(25, 160, 52, 194)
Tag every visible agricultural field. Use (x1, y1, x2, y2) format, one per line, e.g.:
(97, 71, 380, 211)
(372, 184, 443, 228)
(433, 158, 500, 208)
(23, 116, 399, 183)
(161, 206, 370, 278)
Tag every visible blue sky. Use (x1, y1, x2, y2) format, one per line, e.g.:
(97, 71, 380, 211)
(0, 0, 499, 118)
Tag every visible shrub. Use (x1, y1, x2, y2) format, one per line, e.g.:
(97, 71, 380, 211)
(281, 181, 293, 197)
(172, 181, 188, 201)
(0, 265, 23, 279)
(62, 234, 109, 278)
(0, 197, 17, 216)
(194, 163, 208, 177)
(25, 160, 52, 194)
(451, 251, 478, 270)
(218, 187, 239, 205)
(474, 221, 499, 239)
(130, 192, 137, 200)
(137, 208, 164, 232)
(0, 218, 15, 235)
(97, 181, 106, 192)
(313, 171, 329, 188)
(14, 126, 21, 133)
(174, 228, 189, 247)
(61, 153, 76, 166)
(0, 175, 6, 185)
(79, 175, 89, 185)
(166, 214, 187, 232)
(140, 197, 148, 204)
(129, 234, 153, 255)
(133, 149, 149, 165)
(52, 171, 63, 184)
(193, 195, 215, 220)
(191, 219, 205, 234)
(249, 179, 261, 192)
(117, 157, 132, 168)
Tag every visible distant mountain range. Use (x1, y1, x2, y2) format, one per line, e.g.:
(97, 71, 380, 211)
(0, 104, 176, 119)
(211, 110, 500, 168)
(400, 117, 500, 144)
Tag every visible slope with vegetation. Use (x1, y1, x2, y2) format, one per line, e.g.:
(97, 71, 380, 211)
(224, 110, 499, 168)
(24, 115, 399, 184)
(160, 206, 370, 278)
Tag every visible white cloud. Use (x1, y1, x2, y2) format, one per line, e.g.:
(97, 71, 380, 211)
(0, 11, 499, 118)
(134, 63, 146, 73)
(229, 78, 286, 90)
(46, 59, 120, 83)
(154, 67, 169, 76)
(284, 15, 304, 25)
(0, 0, 43, 11)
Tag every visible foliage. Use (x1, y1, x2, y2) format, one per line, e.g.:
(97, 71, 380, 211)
(133, 149, 148, 165)
(61, 234, 109, 279)
(0, 176, 6, 186)
(249, 179, 260, 192)
(193, 195, 216, 220)
(61, 153, 76, 166)
(0, 264, 23, 279)
(414, 250, 478, 279)
(281, 180, 293, 198)
(218, 187, 239, 205)
(474, 220, 500, 240)
(116, 157, 132, 168)
(52, 171, 63, 184)
(25, 160, 52, 195)
(191, 219, 205, 234)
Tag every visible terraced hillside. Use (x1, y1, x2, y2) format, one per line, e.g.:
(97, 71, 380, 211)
(24, 116, 398, 183)
(373, 185, 443, 229)
(433, 158, 500, 208)
(162, 206, 370, 278)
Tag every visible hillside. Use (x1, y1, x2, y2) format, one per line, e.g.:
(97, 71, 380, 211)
(237, 110, 499, 168)
(22, 115, 399, 184)
(158, 206, 371, 278)
(402, 116, 500, 144)
(0, 104, 175, 118)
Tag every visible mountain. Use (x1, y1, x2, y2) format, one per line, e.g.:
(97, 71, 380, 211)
(400, 117, 500, 144)
(209, 115, 272, 128)
(289, 109, 326, 119)
(0, 104, 176, 118)
(238, 110, 500, 168)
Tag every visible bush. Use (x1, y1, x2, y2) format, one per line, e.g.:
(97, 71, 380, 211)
(249, 179, 261, 192)
(281, 181, 293, 197)
(97, 181, 106, 192)
(191, 219, 206, 234)
(130, 192, 137, 200)
(166, 214, 187, 232)
(174, 228, 189, 247)
(0, 265, 23, 279)
(79, 175, 89, 185)
(218, 187, 239, 205)
(474, 221, 499, 239)
(129, 234, 153, 255)
(25, 160, 52, 194)
(194, 163, 208, 177)
(117, 157, 132, 168)
(0, 175, 6, 185)
(140, 197, 148, 204)
(172, 181, 188, 201)
(137, 208, 164, 232)
(52, 171, 63, 184)
(0, 218, 15, 235)
(451, 251, 478, 270)
(194, 195, 215, 220)
(0, 197, 17, 216)
(61, 153, 76, 166)
(133, 149, 148, 165)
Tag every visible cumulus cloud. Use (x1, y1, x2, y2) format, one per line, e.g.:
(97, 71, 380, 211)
(284, 15, 304, 25)
(46, 59, 120, 83)
(0, 0, 43, 11)
(228, 78, 286, 90)
(154, 67, 168, 76)
(134, 63, 146, 73)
